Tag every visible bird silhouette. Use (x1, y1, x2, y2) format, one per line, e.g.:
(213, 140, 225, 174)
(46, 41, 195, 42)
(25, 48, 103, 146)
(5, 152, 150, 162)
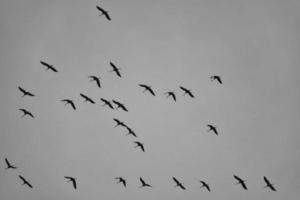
(80, 93, 95, 104)
(40, 61, 58, 72)
(88, 76, 101, 88)
(164, 91, 176, 101)
(179, 86, 194, 98)
(109, 62, 121, 77)
(19, 109, 34, 118)
(61, 99, 76, 110)
(112, 100, 128, 112)
(64, 176, 77, 189)
(139, 84, 155, 96)
(172, 177, 186, 190)
(139, 177, 152, 188)
(18, 86, 35, 97)
(134, 141, 145, 152)
(100, 98, 114, 109)
(207, 124, 218, 135)
(210, 75, 222, 84)
(263, 176, 276, 191)
(18, 175, 33, 188)
(199, 181, 210, 192)
(5, 158, 17, 169)
(115, 177, 126, 187)
(96, 5, 111, 21)
(126, 126, 137, 137)
(233, 175, 247, 190)
(113, 118, 127, 128)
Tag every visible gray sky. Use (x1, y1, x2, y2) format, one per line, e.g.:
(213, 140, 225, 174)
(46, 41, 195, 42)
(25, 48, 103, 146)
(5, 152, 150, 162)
(0, 0, 300, 199)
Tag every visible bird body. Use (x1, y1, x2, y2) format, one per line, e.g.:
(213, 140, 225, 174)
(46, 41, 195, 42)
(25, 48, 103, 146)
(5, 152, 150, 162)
(263, 176, 276, 191)
(113, 118, 127, 128)
(165, 91, 176, 101)
(97, 5, 111, 21)
(199, 181, 210, 192)
(40, 61, 58, 72)
(88, 76, 101, 88)
(65, 176, 77, 189)
(115, 177, 126, 187)
(19, 175, 33, 188)
(109, 62, 121, 77)
(210, 75, 222, 84)
(61, 99, 76, 110)
(179, 86, 194, 98)
(18, 86, 35, 97)
(5, 158, 17, 169)
(134, 141, 145, 152)
(126, 127, 137, 137)
(112, 100, 128, 112)
(207, 124, 218, 135)
(139, 84, 155, 96)
(100, 98, 114, 109)
(19, 109, 34, 118)
(80, 93, 95, 104)
(139, 177, 152, 188)
(172, 177, 186, 190)
(234, 175, 247, 190)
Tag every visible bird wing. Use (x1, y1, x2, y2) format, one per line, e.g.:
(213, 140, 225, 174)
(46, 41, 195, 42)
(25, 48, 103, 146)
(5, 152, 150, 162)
(5, 158, 10, 167)
(171, 93, 176, 101)
(72, 179, 77, 189)
(140, 177, 146, 185)
(95, 78, 101, 88)
(148, 88, 155, 96)
(40, 61, 50, 67)
(217, 77, 222, 84)
(18, 86, 26, 94)
(70, 102, 76, 110)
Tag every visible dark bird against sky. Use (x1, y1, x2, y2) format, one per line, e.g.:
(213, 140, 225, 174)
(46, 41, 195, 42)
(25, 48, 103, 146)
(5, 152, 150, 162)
(113, 118, 127, 128)
(109, 62, 121, 77)
(100, 98, 114, 109)
(263, 176, 276, 191)
(134, 141, 145, 152)
(80, 93, 95, 104)
(64, 176, 77, 189)
(18, 86, 35, 97)
(18, 175, 33, 188)
(96, 5, 111, 21)
(61, 99, 76, 110)
(139, 84, 155, 96)
(179, 86, 194, 98)
(88, 75, 101, 88)
(112, 100, 128, 112)
(19, 109, 34, 118)
(234, 175, 248, 190)
(172, 177, 186, 190)
(207, 124, 218, 135)
(199, 180, 210, 192)
(165, 91, 176, 102)
(126, 126, 137, 137)
(5, 158, 17, 169)
(40, 61, 58, 72)
(210, 75, 223, 84)
(139, 177, 152, 188)
(115, 177, 126, 187)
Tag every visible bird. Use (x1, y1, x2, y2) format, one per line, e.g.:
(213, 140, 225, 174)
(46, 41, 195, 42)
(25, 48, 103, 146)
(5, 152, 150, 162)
(134, 141, 145, 152)
(18, 86, 35, 97)
(139, 177, 152, 188)
(40, 61, 58, 72)
(80, 93, 95, 104)
(4, 158, 17, 169)
(172, 177, 186, 190)
(207, 124, 218, 135)
(139, 84, 155, 96)
(100, 98, 114, 109)
(113, 118, 127, 128)
(263, 176, 276, 191)
(233, 175, 247, 190)
(109, 62, 121, 77)
(179, 86, 194, 98)
(112, 100, 128, 112)
(96, 5, 111, 21)
(18, 175, 33, 188)
(115, 177, 126, 187)
(88, 76, 101, 88)
(19, 109, 34, 118)
(61, 99, 76, 110)
(199, 181, 210, 192)
(164, 91, 176, 102)
(64, 176, 77, 189)
(126, 126, 137, 137)
(210, 75, 222, 84)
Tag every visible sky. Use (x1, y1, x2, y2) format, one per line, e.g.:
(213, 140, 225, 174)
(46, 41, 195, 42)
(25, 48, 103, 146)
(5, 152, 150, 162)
(0, 0, 300, 199)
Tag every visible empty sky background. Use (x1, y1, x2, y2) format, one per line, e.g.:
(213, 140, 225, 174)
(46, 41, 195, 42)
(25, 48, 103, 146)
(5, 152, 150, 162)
(0, 0, 300, 199)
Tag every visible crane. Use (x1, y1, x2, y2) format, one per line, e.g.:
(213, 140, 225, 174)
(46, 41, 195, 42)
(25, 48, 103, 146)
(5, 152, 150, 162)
(64, 176, 77, 189)
(5, 158, 17, 169)
(18, 86, 35, 97)
(139, 177, 152, 188)
(139, 84, 155, 96)
(263, 176, 276, 191)
(207, 124, 218, 135)
(80, 93, 95, 104)
(172, 177, 186, 190)
(100, 98, 114, 109)
(179, 86, 194, 98)
(233, 175, 247, 190)
(61, 99, 76, 110)
(199, 180, 210, 192)
(19, 109, 34, 118)
(165, 91, 176, 102)
(210, 75, 222, 84)
(109, 62, 121, 77)
(96, 5, 111, 21)
(134, 141, 145, 152)
(88, 76, 101, 88)
(112, 100, 128, 112)
(40, 61, 58, 72)
(115, 177, 126, 187)
(18, 175, 33, 188)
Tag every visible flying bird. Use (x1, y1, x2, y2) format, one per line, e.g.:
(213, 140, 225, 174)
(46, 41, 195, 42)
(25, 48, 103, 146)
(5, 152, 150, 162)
(96, 5, 111, 21)
(18, 86, 35, 97)
(40, 61, 58, 72)
(172, 177, 186, 190)
(263, 176, 276, 191)
(164, 91, 176, 102)
(64, 176, 77, 189)
(139, 177, 152, 188)
(112, 100, 128, 112)
(5, 158, 17, 169)
(126, 127, 137, 137)
(139, 84, 155, 96)
(80, 93, 95, 104)
(134, 141, 145, 152)
(179, 86, 194, 98)
(113, 118, 127, 128)
(100, 98, 114, 109)
(210, 75, 222, 84)
(19, 109, 34, 118)
(115, 177, 126, 187)
(233, 175, 247, 190)
(88, 76, 101, 88)
(199, 181, 210, 192)
(18, 175, 33, 188)
(207, 124, 218, 135)
(109, 62, 121, 77)
(61, 99, 76, 110)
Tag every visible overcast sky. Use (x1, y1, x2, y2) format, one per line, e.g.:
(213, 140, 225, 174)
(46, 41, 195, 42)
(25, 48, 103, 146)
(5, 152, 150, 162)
(0, 0, 300, 199)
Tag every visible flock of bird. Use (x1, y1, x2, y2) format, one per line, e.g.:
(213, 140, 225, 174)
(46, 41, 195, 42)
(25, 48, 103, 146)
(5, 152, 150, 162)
(6, 2, 277, 196)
